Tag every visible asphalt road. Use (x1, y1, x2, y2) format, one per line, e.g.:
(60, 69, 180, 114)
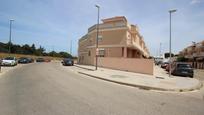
(0, 62, 204, 115)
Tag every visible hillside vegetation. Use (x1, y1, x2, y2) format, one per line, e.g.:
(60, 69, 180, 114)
(0, 42, 73, 59)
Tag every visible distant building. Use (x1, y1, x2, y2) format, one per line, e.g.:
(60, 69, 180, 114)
(78, 16, 150, 65)
(179, 40, 204, 69)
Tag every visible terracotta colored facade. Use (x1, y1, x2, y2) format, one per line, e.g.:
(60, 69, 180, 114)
(179, 40, 204, 69)
(179, 40, 204, 59)
(78, 16, 150, 65)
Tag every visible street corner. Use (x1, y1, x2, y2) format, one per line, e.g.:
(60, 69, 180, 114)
(77, 68, 204, 93)
(170, 77, 203, 92)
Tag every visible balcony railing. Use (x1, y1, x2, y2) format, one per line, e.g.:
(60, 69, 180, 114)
(88, 22, 127, 33)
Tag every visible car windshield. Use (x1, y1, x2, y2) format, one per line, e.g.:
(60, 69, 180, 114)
(4, 57, 14, 60)
(177, 64, 192, 68)
(64, 58, 72, 61)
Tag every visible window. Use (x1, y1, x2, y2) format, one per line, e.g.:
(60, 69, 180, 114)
(98, 48, 105, 57)
(98, 35, 102, 41)
(88, 51, 91, 56)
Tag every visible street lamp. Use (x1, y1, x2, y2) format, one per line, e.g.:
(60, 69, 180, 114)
(192, 41, 196, 68)
(70, 40, 72, 55)
(169, 9, 177, 77)
(9, 19, 14, 55)
(95, 5, 100, 70)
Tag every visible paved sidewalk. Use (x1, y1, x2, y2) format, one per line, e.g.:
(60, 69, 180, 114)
(75, 64, 203, 92)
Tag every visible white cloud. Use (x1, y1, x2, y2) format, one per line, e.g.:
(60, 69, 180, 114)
(190, 0, 201, 5)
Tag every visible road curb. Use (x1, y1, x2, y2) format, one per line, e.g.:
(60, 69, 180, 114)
(78, 71, 203, 92)
(74, 65, 95, 71)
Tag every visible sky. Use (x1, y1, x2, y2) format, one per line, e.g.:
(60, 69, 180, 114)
(0, 0, 203, 56)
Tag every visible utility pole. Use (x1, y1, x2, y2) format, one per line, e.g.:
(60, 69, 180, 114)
(52, 45, 54, 57)
(159, 43, 162, 57)
(169, 9, 177, 77)
(192, 41, 196, 68)
(95, 5, 100, 70)
(70, 40, 72, 55)
(9, 19, 14, 56)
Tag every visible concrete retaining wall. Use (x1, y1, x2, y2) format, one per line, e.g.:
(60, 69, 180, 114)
(96, 57, 154, 75)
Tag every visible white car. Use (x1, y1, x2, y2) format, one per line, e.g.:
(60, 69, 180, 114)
(1, 57, 17, 66)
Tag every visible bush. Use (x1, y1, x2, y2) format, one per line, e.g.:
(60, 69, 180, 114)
(177, 56, 188, 62)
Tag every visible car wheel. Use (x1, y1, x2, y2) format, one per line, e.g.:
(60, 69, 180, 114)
(189, 75, 193, 78)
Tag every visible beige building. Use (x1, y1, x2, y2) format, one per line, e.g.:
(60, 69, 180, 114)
(78, 16, 150, 65)
(179, 40, 204, 69)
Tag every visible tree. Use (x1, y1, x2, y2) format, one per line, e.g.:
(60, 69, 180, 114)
(59, 52, 72, 58)
(22, 44, 32, 54)
(35, 46, 45, 56)
(177, 56, 188, 62)
(0, 42, 73, 58)
(31, 44, 36, 54)
(0, 42, 8, 52)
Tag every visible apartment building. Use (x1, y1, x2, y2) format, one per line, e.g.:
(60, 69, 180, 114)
(78, 16, 150, 65)
(179, 40, 204, 69)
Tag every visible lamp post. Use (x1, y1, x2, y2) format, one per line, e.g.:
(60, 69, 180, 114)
(159, 42, 162, 57)
(169, 9, 177, 77)
(9, 19, 14, 56)
(192, 41, 196, 68)
(70, 40, 72, 55)
(95, 5, 100, 70)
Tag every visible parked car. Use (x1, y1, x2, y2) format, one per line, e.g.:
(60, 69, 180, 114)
(161, 62, 169, 69)
(62, 58, 74, 66)
(36, 58, 45, 62)
(171, 63, 194, 78)
(27, 58, 34, 63)
(18, 57, 30, 64)
(155, 60, 162, 65)
(1, 57, 17, 66)
(44, 59, 51, 62)
(165, 64, 170, 71)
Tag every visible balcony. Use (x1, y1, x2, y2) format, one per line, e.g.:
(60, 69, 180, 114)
(197, 52, 204, 57)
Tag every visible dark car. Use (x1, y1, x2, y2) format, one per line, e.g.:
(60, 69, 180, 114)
(27, 58, 34, 63)
(36, 58, 45, 62)
(161, 62, 169, 69)
(155, 60, 162, 65)
(171, 63, 194, 78)
(62, 58, 74, 66)
(18, 57, 30, 64)
(165, 64, 170, 71)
